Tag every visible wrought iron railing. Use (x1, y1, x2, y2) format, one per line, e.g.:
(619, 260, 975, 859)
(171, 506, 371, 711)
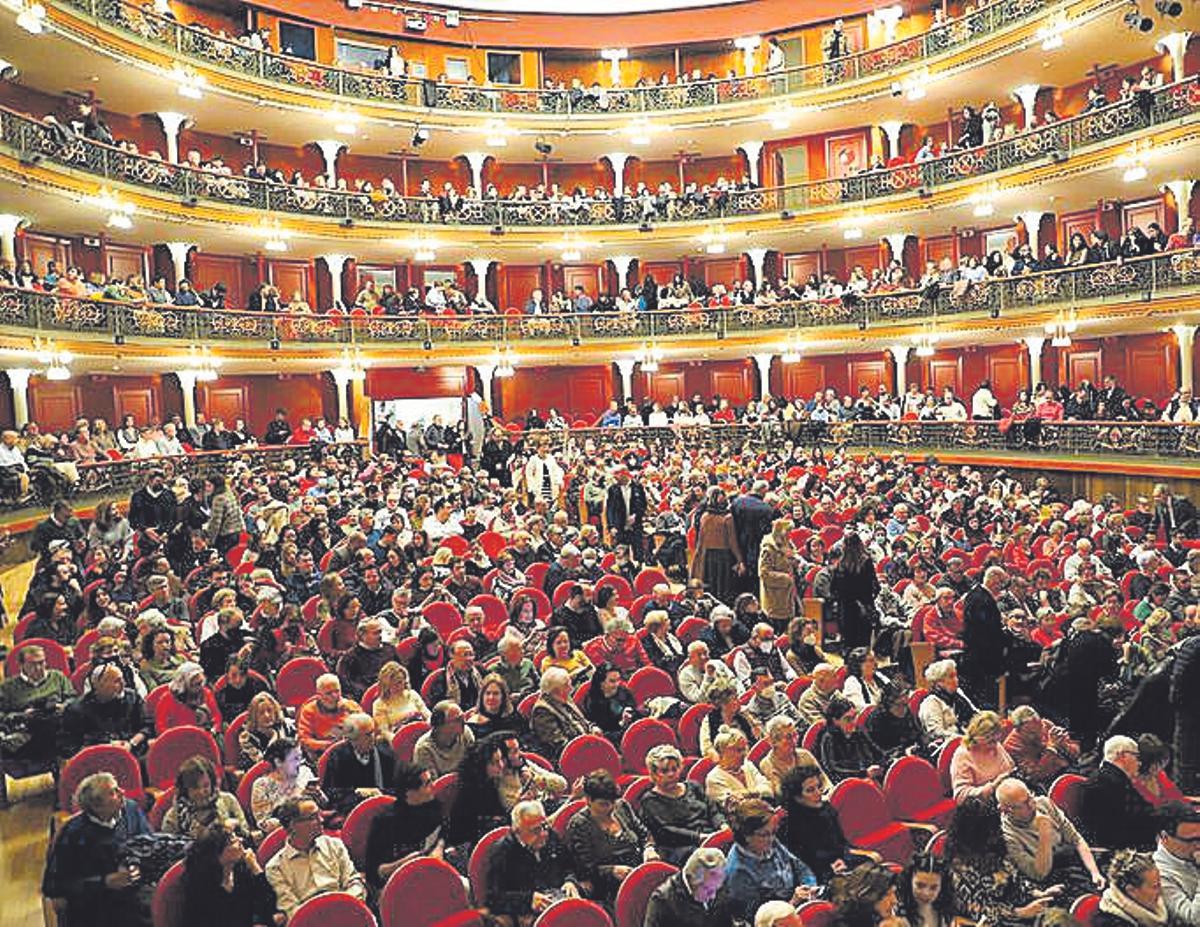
(1, 249, 1196, 346)
(52, 0, 1075, 115)
(525, 420, 1200, 459)
(9, 440, 367, 511)
(4, 78, 1196, 229)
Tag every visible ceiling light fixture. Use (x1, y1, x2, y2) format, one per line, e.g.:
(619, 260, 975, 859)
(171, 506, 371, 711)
(781, 332, 804, 364)
(330, 109, 360, 136)
(185, 344, 221, 382)
(332, 346, 367, 382)
(1045, 308, 1078, 347)
(636, 341, 664, 373)
(492, 345, 516, 378)
(16, 3, 46, 34)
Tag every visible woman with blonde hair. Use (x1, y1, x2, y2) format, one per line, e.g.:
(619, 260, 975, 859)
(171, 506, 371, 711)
(759, 517, 799, 629)
(949, 710, 1015, 803)
(372, 660, 429, 734)
(705, 727, 772, 811)
(237, 691, 293, 768)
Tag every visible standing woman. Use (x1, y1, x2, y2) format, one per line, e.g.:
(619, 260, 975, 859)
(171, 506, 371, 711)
(204, 473, 246, 558)
(759, 517, 799, 632)
(831, 532, 880, 650)
(181, 823, 277, 927)
(690, 486, 745, 606)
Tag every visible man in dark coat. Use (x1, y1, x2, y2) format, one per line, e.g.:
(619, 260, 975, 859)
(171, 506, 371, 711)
(263, 408, 291, 445)
(645, 847, 736, 927)
(1151, 483, 1198, 539)
(1077, 735, 1158, 850)
(319, 712, 396, 815)
(960, 567, 1010, 706)
(487, 801, 583, 921)
(31, 500, 85, 562)
(604, 467, 648, 561)
(1064, 618, 1119, 751)
(730, 481, 775, 595)
(1171, 633, 1200, 792)
(335, 618, 399, 703)
(127, 470, 177, 541)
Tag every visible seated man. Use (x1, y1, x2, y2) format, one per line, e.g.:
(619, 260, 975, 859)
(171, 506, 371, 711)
(335, 617, 398, 703)
(583, 615, 650, 679)
(1003, 705, 1081, 790)
(320, 713, 396, 815)
(486, 799, 583, 927)
(0, 644, 74, 769)
(296, 674, 361, 760)
(678, 640, 740, 704)
(497, 734, 568, 814)
(364, 763, 446, 892)
(59, 663, 151, 757)
(1152, 801, 1200, 926)
(731, 623, 798, 688)
(42, 772, 153, 927)
(1078, 735, 1158, 851)
(424, 640, 484, 710)
(645, 847, 736, 927)
(997, 776, 1105, 896)
(264, 797, 366, 920)
(413, 701, 475, 777)
(796, 663, 840, 726)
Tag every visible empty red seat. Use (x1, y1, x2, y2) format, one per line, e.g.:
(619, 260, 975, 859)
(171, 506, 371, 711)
(533, 898, 613, 926)
(151, 860, 186, 927)
(883, 756, 956, 829)
(276, 657, 327, 708)
(627, 666, 676, 708)
(391, 720, 430, 763)
(422, 601, 463, 639)
(59, 744, 145, 811)
(467, 825, 510, 904)
(1072, 894, 1101, 927)
(560, 733, 622, 782)
(620, 718, 677, 774)
(1049, 773, 1087, 821)
(831, 777, 925, 865)
(615, 861, 677, 927)
(146, 725, 221, 789)
(380, 856, 469, 927)
(797, 900, 836, 927)
(290, 892, 379, 927)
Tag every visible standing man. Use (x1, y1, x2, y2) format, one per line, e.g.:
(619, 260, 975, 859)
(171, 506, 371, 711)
(604, 466, 647, 561)
(731, 481, 774, 596)
(960, 567, 1010, 706)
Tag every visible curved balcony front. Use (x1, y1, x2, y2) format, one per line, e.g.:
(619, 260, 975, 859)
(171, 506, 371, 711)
(2, 79, 1196, 239)
(41, 0, 1117, 123)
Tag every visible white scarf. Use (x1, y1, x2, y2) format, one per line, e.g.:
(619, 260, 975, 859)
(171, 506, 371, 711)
(1099, 887, 1169, 927)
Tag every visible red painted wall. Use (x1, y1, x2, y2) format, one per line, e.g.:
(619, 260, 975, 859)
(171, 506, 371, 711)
(494, 364, 615, 421)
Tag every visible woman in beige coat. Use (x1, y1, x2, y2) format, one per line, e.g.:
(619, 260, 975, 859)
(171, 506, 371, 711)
(759, 517, 798, 629)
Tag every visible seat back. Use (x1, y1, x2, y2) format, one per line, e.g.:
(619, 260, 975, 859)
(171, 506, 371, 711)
(560, 733, 622, 782)
(237, 760, 272, 820)
(276, 657, 327, 708)
(391, 721, 431, 762)
(552, 798, 586, 838)
(147, 787, 176, 831)
(422, 601, 463, 640)
(341, 795, 396, 870)
(802, 720, 826, 752)
(290, 892, 379, 927)
(1049, 773, 1087, 821)
(633, 568, 670, 597)
(1072, 894, 1101, 927)
(256, 826, 288, 865)
(620, 718, 678, 774)
(151, 861, 186, 927)
(627, 666, 677, 708)
(420, 668, 446, 703)
(831, 777, 915, 865)
(59, 744, 145, 810)
(533, 898, 614, 927)
(380, 857, 470, 927)
(883, 756, 944, 822)
(676, 617, 707, 645)
(5, 638, 70, 677)
(594, 574, 634, 607)
(223, 711, 248, 767)
(146, 725, 222, 789)
(512, 586, 552, 619)
(678, 702, 712, 756)
(797, 900, 836, 927)
(467, 825, 510, 909)
(614, 861, 677, 927)
(621, 776, 652, 812)
(936, 736, 962, 795)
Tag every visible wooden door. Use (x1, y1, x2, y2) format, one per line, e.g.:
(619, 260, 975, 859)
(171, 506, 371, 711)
(502, 266, 543, 310)
(192, 254, 249, 314)
(1066, 350, 1102, 388)
(847, 360, 887, 393)
(30, 382, 81, 432)
(1125, 343, 1173, 403)
(784, 253, 821, 286)
(112, 381, 157, 425)
(922, 236, 956, 268)
(702, 258, 742, 288)
(20, 233, 71, 277)
(928, 358, 962, 396)
(782, 359, 825, 399)
(1123, 199, 1164, 235)
(1058, 209, 1095, 252)
(270, 260, 312, 302)
(200, 384, 250, 426)
(711, 367, 752, 405)
(987, 354, 1025, 404)
(562, 265, 601, 299)
(568, 369, 612, 419)
(643, 370, 685, 406)
(105, 244, 147, 283)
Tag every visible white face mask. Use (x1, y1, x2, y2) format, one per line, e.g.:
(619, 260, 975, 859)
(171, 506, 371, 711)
(758, 641, 773, 653)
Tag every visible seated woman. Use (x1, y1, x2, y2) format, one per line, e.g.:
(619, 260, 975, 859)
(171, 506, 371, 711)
(155, 661, 223, 733)
(841, 647, 890, 710)
(865, 683, 924, 763)
(827, 861, 909, 927)
(180, 822, 277, 927)
(917, 659, 977, 753)
(529, 666, 598, 761)
(897, 852, 956, 927)
(949, 710, 1015, 804)
(1132, 734, 1186, 807)
(542, 626, 594, 684)
(467, 673, 528, 741)
(783, 616, 827, 676)
(639, 744, 727, 867)
(779, 764, 857, 882)
(817, 695, 884, 784)
(250, 737, 322, 833)
(583, 662, 642, 746)
(237, 692, 293, 770)
(705, 727, 773, 811)
(364, 762, 445, 892)
(1093, 850, 1170, 927)
(948, 797, 1054, 925)
(698, 678, 761, 759)
(641, 609, 686, 675)
(757, 715, 831, 798)
(565, 770, 658, 904)
(724, 797, 817, 923)
(163, 755, 254, 840)
(370, 661, 430, 736)
(445, 733, 511, 851)
(406, 627, 447, 689)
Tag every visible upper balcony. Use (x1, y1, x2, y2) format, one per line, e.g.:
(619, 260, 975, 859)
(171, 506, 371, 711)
(30, 0, 1133, 130)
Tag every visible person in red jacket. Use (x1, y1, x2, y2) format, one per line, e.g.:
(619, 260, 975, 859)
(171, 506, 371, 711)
(924, 587, 965, 654)
(155, 661, 222, 733)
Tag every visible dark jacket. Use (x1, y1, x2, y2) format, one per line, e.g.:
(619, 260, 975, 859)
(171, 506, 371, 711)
(60, 691, 149, 756)
(961, 584, 1007, 683)
(730, 494, 775, 577)
(1171, 634, 1200, 792)
(336, 643, 399, 703)
(486, 831, 579, 916)
(127, 487, 177, 534)
(605, 481, 647, 535)
(645, 871, 736, 927)
(181, 865, 276, 927)
(320, 740, 397, 815)
(1078, 762, 1157, 850)
(363, 799, 444, 889)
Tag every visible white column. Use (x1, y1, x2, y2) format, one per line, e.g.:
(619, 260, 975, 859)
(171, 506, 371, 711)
(466, 258, 493, 297)
(462, 151, 489, 193)
(0, 214, 24, 266)
(322, 254, 351, 309)
(745, 248, 768, 287)
(1162, 179, 1196, 233)
(176, 371, 197, 429)
(1156, 32, 1193, 83)
(1023, 335, 1046, 390)
(733, 36, 761, 76)
(7, 368, 31, 429)
(155, 111, 189, 164)
(610, 255, 635, 290)
(1012, 84, 1040, 130)
(736, 141, 764, 185)
(1015, 211, 1045, 257)
(889, 345, 910, 397)
(606, 152, 630, 198)
(477, 364, 496, 410)
(752, 353, 774, 400)
(314, 139, 345, 185)
(1173, 325, 1197, 393)
(869, 5, 903, 43)
(614, 358, 636, 401)
(878, 121, 905, 160)
(330, 370, 352, 424)
(881, 233, 908, 266)
(600, 48, 627, 85)
(163, 241, 195, 285)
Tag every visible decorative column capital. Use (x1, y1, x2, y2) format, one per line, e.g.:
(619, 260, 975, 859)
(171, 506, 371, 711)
(1023, 335, 1046, 354)
(888, 344, 911, 364)
(6, 367, 32, 390)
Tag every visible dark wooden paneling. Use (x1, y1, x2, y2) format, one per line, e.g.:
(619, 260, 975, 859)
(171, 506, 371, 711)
(700, 258, 743, 288)
(987, 354, 1025, 405)
(562, 265, 602, 299)
(710, 364, 754, 405)
(20, 232, 71, 277)
(640, 262, 683, 287)
(1123, 198, 1164, 235)
(192, 254, 251, 313)
(496, 365, 612, 421)
(270, 260, 313, 302)
(199, 384, 250, 427)
(365, 367, 471, 400)
(642, 371, 686, 406)
(780, 359, 825, 399)
(502, 265, 544, 311)
(783, 252, 821, 285)
(1125, 342, 1173, 403)
(844, 245, 881, 276)
(30, 381, 82, 432)
(847, 360, 887, 393)
(922, 235, 956, 268)
(105, 244, 147, 283)
(927, 357, 962, 396)
(1066, 350, 1102, 388)
(112, 381, 158, 425)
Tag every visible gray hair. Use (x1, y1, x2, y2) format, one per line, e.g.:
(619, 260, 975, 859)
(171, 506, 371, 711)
(168, 661, 205, 696)
(74, 771, 117, 814)
(1009, 705, 1040, 727)
(712, 726, 748, 754)
(356, 617, 382, 636)
(710, 605, 734, 625)
(498, 631, 525, 654)
(765, 715, 797, 742)
(604, 615, 634, 635)
(1104, 735, 1139, 764)
(682, 847, 727, 892)
(645, 743, 683, 774)
(925, 659, 957, 684)
(511, 799, 546, 827)
(756, 901, 800, 927)
(540, 666, 571, 695)
(340, 712, 374, 738)
(687, 640, 709, 657)
(316, 673, 341, 692)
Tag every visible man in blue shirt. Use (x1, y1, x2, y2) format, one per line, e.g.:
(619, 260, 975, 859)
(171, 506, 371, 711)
(572, 285, 594, 313)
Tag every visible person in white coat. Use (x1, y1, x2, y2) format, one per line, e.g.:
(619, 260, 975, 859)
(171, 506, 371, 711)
(523, 443, 564, 506)
(971, 380, 1000, 420)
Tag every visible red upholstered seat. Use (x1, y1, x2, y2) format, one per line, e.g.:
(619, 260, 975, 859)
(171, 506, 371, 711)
(533, 898, 614, 926)
(380, 856, 470, 927)
(1050, 773, 1087, 822)
(633, 568, 670, 597)
(676, 616, 707, 645)
(552, 798, 586, 838)
(468, 593, 508, 636)
(883, 756, 957, 829)
(594, 574, 634, 607)
(422, 601, 463, 639)
(936, 736, 962, 795)
(238, 760, 272, 821)
(467, 825, 510, 905)
(511, 586, 552, 619)
(148, 787, 175, 830)
(151, 860, 185, 927)
(615, 861, 677, 927)
(524, 563, 550, 591)
(1072, 894, 1101, 927)
(560, 734, 622, 782)
(290, 892, 379, 927)
(5, 639, 69, 677)
(147, 725, 221, 789)
(433, 772, 459, 818)
(678, 703, 712, 756)
(341, 795, 396, 870)
(420, 668, 445, 703)
(798, 900, 836, 927)
(802, 720, 825, 752)
(478, 531, 507, 560)
(620, 718, 677, 774)
(831, 777, 921, 865)
(276, 657, 327, 708)
(627, 666, 677, 708)
(622, 776, 652, 812)
(59, 744, 145, 810)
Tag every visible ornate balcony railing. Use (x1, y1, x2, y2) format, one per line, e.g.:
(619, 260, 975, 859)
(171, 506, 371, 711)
(5, 440, 366, 511)
(3, 78, 1196, 230)
(527, 420, 1200, 459)
(52, 0, 1072, 115)
(1, 249, 1196, 347)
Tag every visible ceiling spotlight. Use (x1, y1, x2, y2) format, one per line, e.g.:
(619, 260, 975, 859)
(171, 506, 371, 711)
(1122, 4, 1154, 31)
(412, 126, 429, 147)
(534, 138, 553, 156)
(1154, 0, 1181, 15)
(414, 248, 436, 262)
(0, 59, 18, 81)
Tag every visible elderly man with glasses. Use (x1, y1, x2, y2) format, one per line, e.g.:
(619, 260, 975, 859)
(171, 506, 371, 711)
(1079, 735, 1159, 851)
(264, 797, 365, 920)
(486, 799, 582, 927)
(997, 776, 1105, 896)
